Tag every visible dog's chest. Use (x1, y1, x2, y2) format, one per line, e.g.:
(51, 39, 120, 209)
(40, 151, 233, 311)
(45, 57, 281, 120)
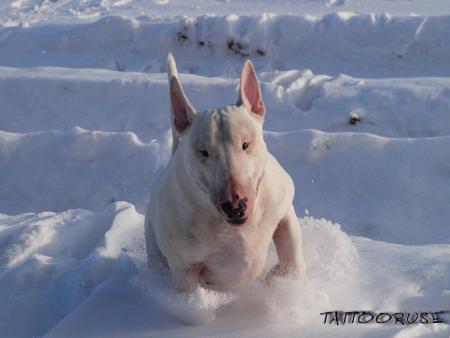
(207, 236, 270, 287)
(182, 217, 275, 288)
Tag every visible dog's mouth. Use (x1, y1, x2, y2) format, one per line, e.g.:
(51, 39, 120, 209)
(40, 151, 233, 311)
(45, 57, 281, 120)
(226, 217, 247, 226)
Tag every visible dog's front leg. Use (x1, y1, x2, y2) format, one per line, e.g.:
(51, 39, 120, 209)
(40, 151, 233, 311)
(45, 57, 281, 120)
(269, 205, 306, 279)
(169, 262, 202, 292)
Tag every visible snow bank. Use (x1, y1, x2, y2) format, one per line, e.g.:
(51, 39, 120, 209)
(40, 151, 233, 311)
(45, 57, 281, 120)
(1, 67, 449, 242)
(0, 202, 142, 337)
(0, 127, 170, 214)
(1, 206, 447, 338)
(3, 67, 450, 140)
(1, 13, 450, 77)
(2, 123, 449, 244)
(0, 67, 232, 139)
(2, 0, 450, 27)
(267, 130, 450, 244)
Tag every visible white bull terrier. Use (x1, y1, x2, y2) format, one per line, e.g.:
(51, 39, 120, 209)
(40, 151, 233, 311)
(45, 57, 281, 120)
(145, 53, 306, 292)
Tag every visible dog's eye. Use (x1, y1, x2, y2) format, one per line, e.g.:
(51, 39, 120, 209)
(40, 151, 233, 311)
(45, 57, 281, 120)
(242, 142, 249, 151)
(199, 150, 209, 158)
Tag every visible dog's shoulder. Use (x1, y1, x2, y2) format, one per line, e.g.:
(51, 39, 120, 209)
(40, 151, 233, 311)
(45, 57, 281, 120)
(262, 152, 295, 204)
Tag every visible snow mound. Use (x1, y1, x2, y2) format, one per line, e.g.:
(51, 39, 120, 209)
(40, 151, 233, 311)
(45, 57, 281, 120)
(1, 205, 363, 337)
(4, 67, 450, 139)
(2, 0, 450, 27)
(2, 206, 444, 338)
(1, 68, 449, 244)
(1, 14, 450, 77)
(267, 130, 450, 245)
(0, 202, 142, 337)
(0, 127, 170, 214)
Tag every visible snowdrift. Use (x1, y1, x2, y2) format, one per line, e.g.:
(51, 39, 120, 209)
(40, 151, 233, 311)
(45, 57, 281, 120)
(2, 204, 448, 338)
(1, 14, 450, 78)
(1, 68, 448, 243)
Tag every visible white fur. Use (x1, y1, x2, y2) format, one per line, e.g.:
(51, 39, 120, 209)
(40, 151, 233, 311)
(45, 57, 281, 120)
(145, 54, 306, 291)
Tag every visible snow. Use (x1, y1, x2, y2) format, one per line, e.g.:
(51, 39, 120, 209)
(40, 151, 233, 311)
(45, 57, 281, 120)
(0, 0, 449, 337)
(2, 13, 450, 78)
(2, 0, 450, 26)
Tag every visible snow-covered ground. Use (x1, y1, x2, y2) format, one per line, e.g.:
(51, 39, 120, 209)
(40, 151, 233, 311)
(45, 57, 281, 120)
(0, 1, 449, 337)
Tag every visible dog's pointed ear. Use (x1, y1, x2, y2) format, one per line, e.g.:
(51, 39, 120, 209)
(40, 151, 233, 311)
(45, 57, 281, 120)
(237, 60, 266, 119)
(170, 76, 196, 133)
(168, 53, 196, 133)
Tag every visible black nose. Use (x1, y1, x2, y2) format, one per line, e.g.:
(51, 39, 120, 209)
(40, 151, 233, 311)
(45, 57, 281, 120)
(220, 198, 247, 219)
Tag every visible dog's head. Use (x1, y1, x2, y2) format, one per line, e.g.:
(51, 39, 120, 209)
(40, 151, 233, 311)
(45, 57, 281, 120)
(168, 54, 267, 226)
